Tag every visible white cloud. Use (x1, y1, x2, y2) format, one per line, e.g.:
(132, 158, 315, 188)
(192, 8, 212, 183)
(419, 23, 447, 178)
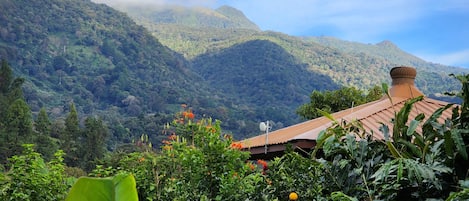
(92, 0, 468, 43)
(416, 49, 469, 68)
(227, 0, 428, 42)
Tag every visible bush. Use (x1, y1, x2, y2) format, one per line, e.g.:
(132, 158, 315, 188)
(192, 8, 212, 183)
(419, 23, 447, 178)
(0, 144, 70, 201)
(92, 111, 267, 200)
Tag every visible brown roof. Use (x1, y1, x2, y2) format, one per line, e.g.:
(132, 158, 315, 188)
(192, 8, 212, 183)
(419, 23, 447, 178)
(240, 66, 456, 155)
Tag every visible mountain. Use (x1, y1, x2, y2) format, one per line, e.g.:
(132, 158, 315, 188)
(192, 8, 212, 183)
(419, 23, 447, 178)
(99, 3, 260, 31)
(0, 0, 194, 112)
(0, 0, 270, 143)
(108, 3, 467, 97)
(306, 36, 464, 73)
(192, 39, 340, 126)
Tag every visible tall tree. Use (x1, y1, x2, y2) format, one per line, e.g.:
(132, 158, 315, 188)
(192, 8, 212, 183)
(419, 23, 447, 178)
(0, 59, 13, 94)
(82, 117, 109, 171)
(0, 99, 33, 164)
(35, 108, 52, 135)
(34, 107, 58, 161)
(0, 59, 25, 124)
(0, 59, 29, 164)
(61, 102, 81, 166)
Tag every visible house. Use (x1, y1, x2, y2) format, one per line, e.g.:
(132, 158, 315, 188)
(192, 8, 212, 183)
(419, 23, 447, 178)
(240, 66, 455, 159)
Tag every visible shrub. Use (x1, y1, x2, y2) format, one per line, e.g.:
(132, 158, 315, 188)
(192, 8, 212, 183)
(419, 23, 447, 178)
(0, 144, 70, 201)
(92, 112, 266, 200)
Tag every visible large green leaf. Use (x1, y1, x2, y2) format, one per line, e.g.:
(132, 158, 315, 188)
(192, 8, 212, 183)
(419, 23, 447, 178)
(65, 174, 138, 201)
(451, 129, 469, 160)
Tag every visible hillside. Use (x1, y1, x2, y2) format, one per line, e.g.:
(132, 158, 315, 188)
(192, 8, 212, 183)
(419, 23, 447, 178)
(0, 0, 198, 112)
(108, 4, 467, 97)
(192, 39, 340, 125)
(307, 36, 467, 73)
(0, 0, 276, 143)
(99, 3, 260, 31)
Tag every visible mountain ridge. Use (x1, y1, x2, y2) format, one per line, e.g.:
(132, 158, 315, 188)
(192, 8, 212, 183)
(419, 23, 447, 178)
(109, 3, 466, 96)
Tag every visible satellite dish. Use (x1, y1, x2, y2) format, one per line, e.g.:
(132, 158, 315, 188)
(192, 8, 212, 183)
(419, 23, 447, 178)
(259, 122, 267, 131)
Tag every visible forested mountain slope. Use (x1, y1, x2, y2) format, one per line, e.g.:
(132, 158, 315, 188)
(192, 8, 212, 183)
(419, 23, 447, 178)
(108, 3, 467, 99)
(0, 0, 279, 142)
(192, 39, 340, 126)
(0, 0, 199, 114)
(103, 3, 260, 31)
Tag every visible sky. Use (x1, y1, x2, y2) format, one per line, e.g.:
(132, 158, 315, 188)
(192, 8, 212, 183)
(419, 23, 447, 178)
(95, 0, 469, 68)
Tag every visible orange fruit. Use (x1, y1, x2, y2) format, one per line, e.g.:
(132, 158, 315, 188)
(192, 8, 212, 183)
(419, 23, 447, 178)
(289, 192, 298, 200)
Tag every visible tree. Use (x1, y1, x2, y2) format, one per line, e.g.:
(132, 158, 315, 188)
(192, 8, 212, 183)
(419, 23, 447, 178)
(296, 86, 382, 120)
(0, 59, 29, 165)
(81, 116, 109, 171)
(0, 144, 69, 201)
(35, 107, 52, 136)
(0, 59, 25, 124)
(0, 99, 33, 164)
(5, 99, 33, 142)
(34, 107, 59, 161)
(61, 102, 81, 166)
(0, 59, 13, 94)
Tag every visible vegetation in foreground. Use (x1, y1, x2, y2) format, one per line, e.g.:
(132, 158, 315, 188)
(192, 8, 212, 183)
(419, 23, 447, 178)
(1, 57, 469, 200)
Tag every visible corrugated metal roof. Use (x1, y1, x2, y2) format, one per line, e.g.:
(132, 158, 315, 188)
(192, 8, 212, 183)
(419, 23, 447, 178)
(240, 67, 457, 152)
(241, 96, 454, 149)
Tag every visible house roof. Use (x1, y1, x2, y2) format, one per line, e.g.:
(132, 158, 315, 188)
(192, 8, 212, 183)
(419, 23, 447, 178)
(240, 66, 456, 156)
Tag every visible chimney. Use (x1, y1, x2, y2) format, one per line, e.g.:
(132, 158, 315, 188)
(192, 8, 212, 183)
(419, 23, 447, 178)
(388, 66, 424, 98)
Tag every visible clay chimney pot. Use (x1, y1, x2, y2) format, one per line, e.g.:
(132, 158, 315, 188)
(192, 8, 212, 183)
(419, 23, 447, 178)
(387, 66, 424, 98)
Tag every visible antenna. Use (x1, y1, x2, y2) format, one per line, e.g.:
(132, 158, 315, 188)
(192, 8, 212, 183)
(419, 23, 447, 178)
(259, 121, 272, 154)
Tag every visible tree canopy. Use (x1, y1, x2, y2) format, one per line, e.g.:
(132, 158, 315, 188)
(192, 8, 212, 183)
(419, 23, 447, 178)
(296, 85, 383, 120)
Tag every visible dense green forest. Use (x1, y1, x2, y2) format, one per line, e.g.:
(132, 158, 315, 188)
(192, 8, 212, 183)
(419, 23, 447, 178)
(0, 0, 274, 146)
(1, 0, 468, 150)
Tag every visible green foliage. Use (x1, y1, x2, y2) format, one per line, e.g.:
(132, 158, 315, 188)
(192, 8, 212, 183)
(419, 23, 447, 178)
(92, 113, 266, 200)
(0, 144, 70, 201)
(1, 72, 469, 200)
(2, 0, 469, 198)
(34, 107, 59, 161)
(81, 117, 109, 171)
(192, 39, 340, 129)
(446, 180, 469, 201)
(372, 156, 451, 199)
(35, 107, 52, 136)
(297, 85, 383, 120)
(2, 0, 466, 146)
(66, 173, 138, 201)
(62, 102, 80, 167)
(0, 99, 34, 164)
(311, 118, 386, 200)
(264, 149, 325, 200)
(0, 59, 25, 102)
(447, 73, 469, 181)
(374, 81, 469, 199)
(118, 5, 260, 31)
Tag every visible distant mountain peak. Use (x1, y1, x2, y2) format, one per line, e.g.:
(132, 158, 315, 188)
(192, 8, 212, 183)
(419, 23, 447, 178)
(108, 4, 260, 31)
(215, 5, 246, 18)
(376, 40, 398, 49)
